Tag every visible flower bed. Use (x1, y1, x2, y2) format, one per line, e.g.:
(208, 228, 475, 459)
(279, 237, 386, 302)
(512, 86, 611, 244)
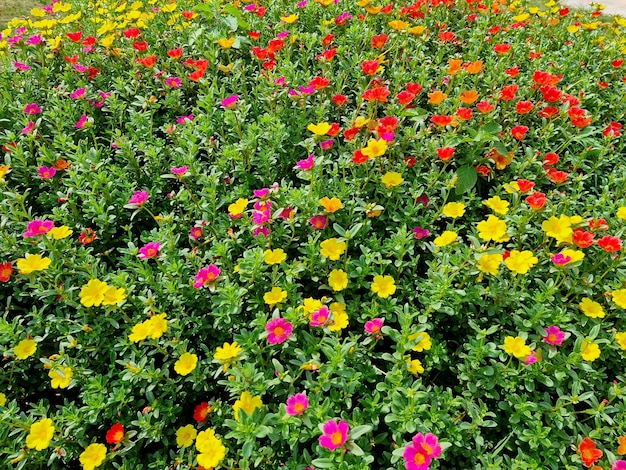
(1, 0, 626, 468)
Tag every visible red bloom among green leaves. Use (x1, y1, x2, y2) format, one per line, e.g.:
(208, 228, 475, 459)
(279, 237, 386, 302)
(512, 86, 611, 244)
(579, 437, 603, 467)
(106, 423, 125, 444)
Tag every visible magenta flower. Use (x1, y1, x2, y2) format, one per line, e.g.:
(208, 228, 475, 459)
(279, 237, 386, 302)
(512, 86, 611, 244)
(171, 165, 189, 177)
(23, 103, 42, 115)
(254, 226, 269, 237)
(189, 226, 203, 240)
(266, 318, 293, 344)
(26, 34, 42, 45)
(22, 121, 36, 135)
(193, 264, 221, 288)
(413, 227, 430, 240)
(221, 95, 239, 109)
(296, 154, 315, 171)
(310, 306, 330, 327)
(285, 393, 309, 416)
(403, 433, 442, 470)
(38, 166, 56, 179)
(416, 195, 430, 207)
(309, 215, 327, 230)
(128, 191, 149, 207)
(253, 210, 271, 225)
(70, 88, 86, 99)
(543, 326, 565, 346)
(320, 139, 334, 150)
(524, 350, 537, 365)
(165, 77, 181, 88)
(23, 219, 54, 237)
(319, 419, 349, 451)
(299, 85, 315, 95)
(75, 114, 88, 129)
(14, 62, 31, 71)
(253, 188, 270, 198)
(365, 318, 384, 335)
(177, 114, 194, 124)
(550, 253, 571, 265)
(138, 242, 161, 259)
(613, 461, 626, 470)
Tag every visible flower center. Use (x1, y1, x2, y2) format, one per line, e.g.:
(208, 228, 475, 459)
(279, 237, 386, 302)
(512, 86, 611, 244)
(422, 443, 433, 455)
(294, 402, 305, 413)
(330, 431, 343, 446)
(548, 334, 557, 343)
(274, 326, 285, 338)
(414, 452, 426, 464)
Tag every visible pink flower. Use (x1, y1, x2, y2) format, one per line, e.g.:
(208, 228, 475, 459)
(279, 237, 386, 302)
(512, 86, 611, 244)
(14, 62, 31, 71)
(23, 103, 42, 114)
(296, 154, 315, 171)
(285, 393, 309, 416)
(23, 219, 54, 237)
(320, 139, 334, 150)
(253, 210, 271, 225)
(75, 114, 88, 129)
(177, 114, 194, 124)
(165, 77, 181, 88)
(266, 318, 293, 344)
(413, 227, 430, 240)
(138, 242, 161, 259)
(128, 191, 149, 207)
(26, 34, 42, 45)
(189, 226, 203, 240)
(193, 264, 221, 288)
(365, 318, 384, 335)
(319, 419, 349, 451)
(543, 326, 565, 346)
(70, 88, 86, 99)
(253, 188, 270, 198)
(524, 350, 537, 365)
(171, 165, 188, 177)
(221, 95, 239, 109)
(22, 121, 36, 135)
(310, 306, 330, 327)
(309, 215, 327, 230)
(613, 460, 626, 470)
(550, 253, 571, 265)
(38, 166, 56, 179)
(254, 226, 269, 237)
(403, 433, 442, 470)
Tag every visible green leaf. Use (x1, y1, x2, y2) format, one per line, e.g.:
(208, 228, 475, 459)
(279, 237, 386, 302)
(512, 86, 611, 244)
(350, 425, 372, 440)
(482, 122, 502, 134)
(455, 165, 478, 195)
(223, 4, 250, 29)
(311, 458, 336, 468)
(223, 15, 238, 32)
(494, 141, 508, 157)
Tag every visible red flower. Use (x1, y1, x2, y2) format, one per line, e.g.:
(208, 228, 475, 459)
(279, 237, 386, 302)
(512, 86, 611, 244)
(248, 31, 260, 40)
(525, 191, 547, 210)
(516, 101, 534, 114)
(476, 101, 495, 113)
(66, 31, 83, 42)
(352, 149, 368, 164)
(456, 107, 473, 120)
(167, 48, 183, 59)
(396, 90, 415, 105)
(123, 28, 141, 39)
(579, 437, 603, 467)
(193, 402, 212, 422)
(0, 262, 13, 283)
(189, 69, 205, 81)
(64, 54, 79, 64)
(332, 94, 348, 106)
(133, 41, 149, 51)
(105, 423, 125, 444)
(598, 235, 622, 252)
(79, 228, 97, 245)
(136, 56, 157, 68)
(543, 152, 559, 166)
(612, 59, 624, 68)
(309, 76, 330, 90)
(439, 31, 456, 42)
(476, 164, 491, 177)
(505, 66, 520, 77)
(267, 39, 284, 53)
(371, 33, 388, 49)
(539, 106, 559, 118)
(436, 147, 455, 161)
(82, 36, 97, 46)
(511, 125, 529, 140)
(406, 82, 423, 94)
(546, 168, 568, 183)
(361, 59, 379, 76)
(573, 228, 595, 248)
(430, 115, 453, 126)
(181, 11, 195, 19)
(317, 48, 337, 62)
(500, 84, 519, 101)
(327, 123, 340, 137)
(540, 85, 562, 102)
(321, 34, 334, 46)
(404, 156, 416, 168)
(533, 70, 563, 86)
(517, 179, 535, 192)
(493, 43, 511, 54)
(362, 86, 390, 103)
(343, 127, 359, 141)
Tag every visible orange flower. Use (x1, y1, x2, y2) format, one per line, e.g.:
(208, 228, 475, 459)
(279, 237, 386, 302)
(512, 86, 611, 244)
(464, 60, 483, 74)
(459, 90, 479, 104)
(428, 90, 447, 105)
(578, 437, 603, 467)
(618, 435, 626, 454)
(448, 59, 462, 75)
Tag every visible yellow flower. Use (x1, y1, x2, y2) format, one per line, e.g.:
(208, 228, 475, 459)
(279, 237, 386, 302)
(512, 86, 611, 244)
(504, 250, 538, 274)
(79, 443, 107, 470)
(476, 216, 510, 242)
(14, 338, 37, 360)
(17, 253, 52, 275)
(381, 172, 404, 189)
(409, 331, 432, 352)
(49, 366, 73, 389)
(615, 332, 626, 350)
(329, 302, 348, 332)
(79, 279, 109, 307)
(408, 25, 426, 35)
(433, 231, 457, 247)
(361, 138, 388, 158)
(371, 275, 396, 298)
(442, 202, 465, 218)
(483, 196, 509, 215)
(281, 14, 298, 23)
(176, 424, 197, 448)
(196, 429, 227, 468)
(320, 238, 347, 260)
(579, 298, 605, 318)
(302, 297, 323, 315)
(216, 37, 235, 48)
(307, 122, 332, 136)
(0, 164, 11, 180)
(128, 321, 151, 343)
(233, 391, 263, 421)
(0, 392, 6, 406)
(214, 342, 242, 362)
(174, 352, 198, 376)
(263, 287, 288, 307)
(477, 253, 503, 276)
(263, 248, 287, 265)
(560, 249, 584, 264)
(581, 340, 600, 362)
(26, 418, 55, 451)
(147, 313, 168, 339)
(102, 286, 126, 305)
(48, 226, 73, 239)
(617, 207, 626, 220)
(503, 336, 531, 359)
(407, 358, 424, 375)
(611, 289, 626, 308)
(228, 198, 248, 217)
(389, 19, 408, 30)
(541, 215, 573, 244)
(319, 197, 343, 213)
(328, 269, 348, 291)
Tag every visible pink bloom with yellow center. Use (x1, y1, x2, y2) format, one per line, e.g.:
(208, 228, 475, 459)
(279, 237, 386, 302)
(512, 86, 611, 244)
(193, 264, 221, 288)
(310, 306, 330, 327)
(138, 242, 161, 259)
(365, 318, 384, 334)
(310, 215, 327, 230)
(171, 165, 188, 176)
(543, 326, 565, 346)
(319, 419, 349, 451)
(403, 433, 442, 470)
(296, 154, 315, 171)
(128, 191, 149, 207)
(286, 393, 309, 416)
(221, 95, 239, 109)
(23, 103, 42, 115)
(38, 166, 56, 179)
(266, 318, 293, 344)
(23, 219, 54, 237)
